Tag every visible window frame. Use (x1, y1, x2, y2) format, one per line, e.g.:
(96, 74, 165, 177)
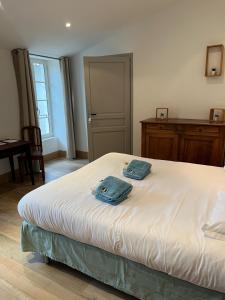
(30, 57, 53, 139)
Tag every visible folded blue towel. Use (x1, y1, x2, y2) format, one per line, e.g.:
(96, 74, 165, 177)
(123, 160, 151, 180)
(95, 176, 133, 205)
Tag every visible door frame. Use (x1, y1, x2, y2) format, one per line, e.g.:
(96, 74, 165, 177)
(83, 53, 133, 160)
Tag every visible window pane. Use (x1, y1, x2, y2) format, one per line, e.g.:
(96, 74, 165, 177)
(33, 63, 45, 82)
(31, 58, 53, 137)
(39, 117, 50, 136)
(37, 101, 48, 118)
(35, 82, 47, 100)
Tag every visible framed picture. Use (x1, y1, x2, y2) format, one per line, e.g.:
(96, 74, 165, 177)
(209, 108, 225, 122)
(156, 108, 168, 120)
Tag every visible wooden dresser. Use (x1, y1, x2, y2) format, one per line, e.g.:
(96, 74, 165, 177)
(141, 118, 225, 166)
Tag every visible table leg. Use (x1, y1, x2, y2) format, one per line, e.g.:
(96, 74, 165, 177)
(9, 155, 16, 182)
(26, 146, 35, 185)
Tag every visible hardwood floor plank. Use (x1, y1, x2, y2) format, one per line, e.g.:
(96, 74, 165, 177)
(0, 278, 32, 300)
(0, 219, 20, 242)
(0, 256, 86, 300)
(23, 257, 92, 297)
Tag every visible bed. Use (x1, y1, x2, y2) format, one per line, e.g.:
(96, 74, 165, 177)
(18, 153, 225, 300)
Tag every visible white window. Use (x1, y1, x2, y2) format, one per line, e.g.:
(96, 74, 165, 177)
(31, 58, 53, 138)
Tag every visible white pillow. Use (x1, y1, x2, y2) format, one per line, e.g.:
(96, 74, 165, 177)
(202, 191, 225, 241)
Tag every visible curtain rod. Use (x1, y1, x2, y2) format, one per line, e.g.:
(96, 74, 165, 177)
(30, 53, 60, 60)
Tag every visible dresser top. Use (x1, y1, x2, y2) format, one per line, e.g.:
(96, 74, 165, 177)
(140, 118, 225, 126)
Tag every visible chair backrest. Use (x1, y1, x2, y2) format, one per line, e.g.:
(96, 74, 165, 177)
(22, 126, 43, 153)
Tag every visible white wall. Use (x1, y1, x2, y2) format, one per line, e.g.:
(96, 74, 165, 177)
(71, 0, 225, 155)
(0, 49, 20, 175)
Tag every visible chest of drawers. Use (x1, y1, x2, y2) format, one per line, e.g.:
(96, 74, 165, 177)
(141, 118, 225, 166)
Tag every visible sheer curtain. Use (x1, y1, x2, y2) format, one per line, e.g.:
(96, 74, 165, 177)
(11, 48, 38, 128)
(60, 57, 76, 159)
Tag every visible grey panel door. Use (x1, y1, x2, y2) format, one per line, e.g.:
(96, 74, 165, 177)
(84, 54, 132, 161)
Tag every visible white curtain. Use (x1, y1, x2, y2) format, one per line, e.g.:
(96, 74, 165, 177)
(60, 57, 76, 159)
(12, 48, 38, 128)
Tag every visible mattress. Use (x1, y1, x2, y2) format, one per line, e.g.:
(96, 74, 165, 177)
(18, 152, 225, 293)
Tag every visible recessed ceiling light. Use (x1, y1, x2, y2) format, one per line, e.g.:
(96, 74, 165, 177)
(65, 22, 71, 28)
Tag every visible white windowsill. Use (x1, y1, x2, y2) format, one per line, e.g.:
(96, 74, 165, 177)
(42, 136, 56, 142)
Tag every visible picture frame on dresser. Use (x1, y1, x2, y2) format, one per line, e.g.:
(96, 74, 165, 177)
(156, 108, 168, 120)
(209, 108, 225, 122)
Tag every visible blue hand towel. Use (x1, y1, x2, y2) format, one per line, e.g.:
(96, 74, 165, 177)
(95, 176, 133, 205)
(123, 160, 151, 180)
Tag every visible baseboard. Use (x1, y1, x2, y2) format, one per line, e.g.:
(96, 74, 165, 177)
(0, 151, 84, 183)
(44, 150, 88, 161)
(76, 150, 88, 159)
(44, 150, 67, 162)
(0, 171, 11, 184)
(0, 169, 19, 184)
(0, 151, 67, 184)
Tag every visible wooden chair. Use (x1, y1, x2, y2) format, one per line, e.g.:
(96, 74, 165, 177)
(18, 126, 45, 182)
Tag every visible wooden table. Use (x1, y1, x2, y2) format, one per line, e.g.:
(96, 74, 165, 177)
(0, 140, 35, 185)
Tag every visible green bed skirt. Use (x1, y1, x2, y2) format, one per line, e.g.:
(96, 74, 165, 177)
(21, 221, 225, 300)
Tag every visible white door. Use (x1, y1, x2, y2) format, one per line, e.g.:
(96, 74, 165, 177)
(84, 54, 132, 161)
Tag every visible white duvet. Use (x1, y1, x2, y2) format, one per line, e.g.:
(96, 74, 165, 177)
(18, 153, 225, 293)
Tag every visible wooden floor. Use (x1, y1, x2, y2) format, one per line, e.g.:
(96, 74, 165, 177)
(0, 159, 134, 300)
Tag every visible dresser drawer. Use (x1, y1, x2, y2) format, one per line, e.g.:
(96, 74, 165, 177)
(145, 123, 176, 132)
(182, 125, 220, 136)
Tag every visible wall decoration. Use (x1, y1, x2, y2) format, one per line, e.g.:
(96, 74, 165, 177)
(156, 108, 168, 120)
(205, 44, 224, 77)
(209, 108, 225, 122)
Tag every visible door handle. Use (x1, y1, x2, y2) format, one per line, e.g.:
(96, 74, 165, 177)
(88, 113, 96, 124)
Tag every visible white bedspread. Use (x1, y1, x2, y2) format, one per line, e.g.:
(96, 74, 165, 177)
(18, 153, 225, 293)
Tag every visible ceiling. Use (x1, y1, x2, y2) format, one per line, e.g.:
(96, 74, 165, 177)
(0, 0, 177, 57)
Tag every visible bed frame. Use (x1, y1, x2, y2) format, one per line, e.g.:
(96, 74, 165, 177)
(21, 221, 225, 300)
